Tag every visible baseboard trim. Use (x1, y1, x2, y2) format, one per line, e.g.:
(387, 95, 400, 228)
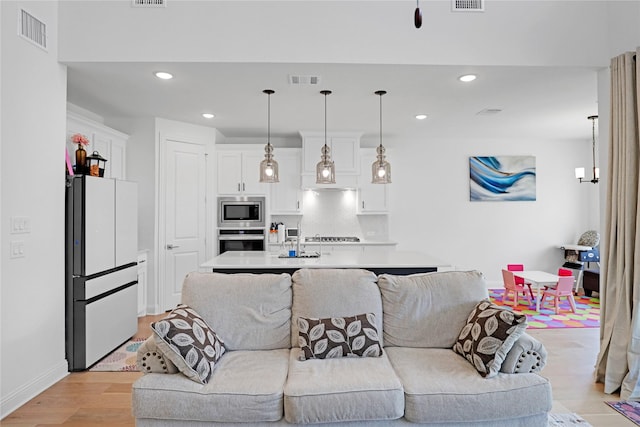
(0, 359, 68, 419)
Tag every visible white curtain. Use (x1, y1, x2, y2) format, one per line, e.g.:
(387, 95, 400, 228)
(595, 48, 640, 400)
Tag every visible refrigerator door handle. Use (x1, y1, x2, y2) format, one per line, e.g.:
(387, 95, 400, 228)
(166, 244, 180, 250)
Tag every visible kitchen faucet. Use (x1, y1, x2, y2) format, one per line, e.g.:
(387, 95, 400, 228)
(296, 222, 301, 257)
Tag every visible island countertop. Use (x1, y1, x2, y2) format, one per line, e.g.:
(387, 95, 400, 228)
(200, 250, 451, 275)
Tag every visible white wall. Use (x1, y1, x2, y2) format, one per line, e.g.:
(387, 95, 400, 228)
(390, 135, 598, 287)
(0, 0, 68, 418)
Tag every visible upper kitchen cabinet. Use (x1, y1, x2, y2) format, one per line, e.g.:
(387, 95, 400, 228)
(300, 132, 361, 189)
(67, 112, 128, 180)
(357, 148, 389, 214)
(269, 148, 302, 214)
(216, 146, 266, 195)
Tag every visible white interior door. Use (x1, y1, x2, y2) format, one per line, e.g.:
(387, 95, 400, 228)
(163, 139, 206, 310)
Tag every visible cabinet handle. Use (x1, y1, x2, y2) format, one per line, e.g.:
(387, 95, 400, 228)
(297, 201, 300, 209)
(242, 183, 245, 191)
(237, 183, 241, 192)
(362, 201, 365, 209)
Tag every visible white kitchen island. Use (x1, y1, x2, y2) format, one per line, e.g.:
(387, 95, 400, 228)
(201, 250, 451, 275)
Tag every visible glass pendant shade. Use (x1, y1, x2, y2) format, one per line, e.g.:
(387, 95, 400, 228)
(259, 89, 279, 183)
(372, 90, 391, 184)
(260, 143, 279, 183)
(316, 145, 336, 184)
(316, 90, 336, 184)
(372, 145, 392, 184)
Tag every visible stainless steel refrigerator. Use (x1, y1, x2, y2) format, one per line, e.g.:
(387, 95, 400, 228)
(65, 175, 138, 371)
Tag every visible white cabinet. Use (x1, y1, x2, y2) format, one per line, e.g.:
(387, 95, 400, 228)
(67, 112, 128, 180)
(269, 148, 302, 214)
(216, 147, 266, 195)
(137, 251, 148, 316)
(300, 132, 361, 189)
(357, 148, 389, 214)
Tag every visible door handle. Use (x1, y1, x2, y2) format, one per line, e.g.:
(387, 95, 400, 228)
(166, 244, 180, 250)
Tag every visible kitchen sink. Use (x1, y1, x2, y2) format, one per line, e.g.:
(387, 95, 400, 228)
(278, 251, 321, 258)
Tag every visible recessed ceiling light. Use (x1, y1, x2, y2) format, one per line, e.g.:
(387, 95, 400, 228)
(154, 71, 173, 80)
(415, 114, 428, 120)
(202, 113, 215, 119)
(459, 74, 477, 82)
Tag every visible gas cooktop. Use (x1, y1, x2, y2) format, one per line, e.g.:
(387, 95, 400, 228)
(304, 236, 361, 243)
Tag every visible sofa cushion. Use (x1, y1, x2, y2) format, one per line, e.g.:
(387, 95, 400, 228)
(291, 268, 382, 347)
(378, 270, 489, 348)
(284, 350, 404, 424)
(151, 304, 226, 384)
(453, 300, 528, 378)
(386, 347, 552, 424)
(132, 349, 290, 423)
(181, 272, 292, 351)
(297, 313, 382, 360)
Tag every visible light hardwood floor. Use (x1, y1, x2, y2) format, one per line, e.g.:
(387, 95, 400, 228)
(2, 317, 635, 426)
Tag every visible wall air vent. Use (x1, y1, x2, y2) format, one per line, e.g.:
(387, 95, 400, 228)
(132, 0, 166, 7)
(476, 108, 502, 116)
(288, 75, 322, 85)
(452, 0, 484, 12)
(19, 9, 47, 50)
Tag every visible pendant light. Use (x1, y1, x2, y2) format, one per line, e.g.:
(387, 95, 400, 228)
(316, 90, 336, 184)
(259, 89, 279, 183)
(372, 90, 392, 184)
(575, 115, 599, 184)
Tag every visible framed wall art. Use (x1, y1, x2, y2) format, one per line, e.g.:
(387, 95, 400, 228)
(469, 156, 536, 201)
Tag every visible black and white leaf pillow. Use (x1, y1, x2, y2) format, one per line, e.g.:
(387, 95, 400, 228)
(298, 313, 382, 361)
(453, 300, 527, 378)
(152, 304, 226, 384)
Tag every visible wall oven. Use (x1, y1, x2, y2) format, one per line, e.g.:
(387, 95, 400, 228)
(218, 229, 265, 254)
(218, 196, 265, 228)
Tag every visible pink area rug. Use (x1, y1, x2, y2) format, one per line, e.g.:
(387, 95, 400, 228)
(606, 401, 640, 426)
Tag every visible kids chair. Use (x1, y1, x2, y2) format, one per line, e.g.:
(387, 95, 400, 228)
(541, 276, 577, 314)
(507, 264, 534, 300)
(502, 269, 533, 307)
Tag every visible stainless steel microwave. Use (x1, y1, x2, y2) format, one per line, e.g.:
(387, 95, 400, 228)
(218, 196, 265, 228)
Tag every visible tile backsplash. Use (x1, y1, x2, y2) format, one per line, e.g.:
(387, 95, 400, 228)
(271, 190, 389, 241)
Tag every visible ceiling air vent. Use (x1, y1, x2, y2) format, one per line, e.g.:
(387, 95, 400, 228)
(132, 0, 166, 7)
(288, 75, 322, 86)
(452, 0, 484, 12)
(476, 108, 502, 116)
(19, 9, 47, 50)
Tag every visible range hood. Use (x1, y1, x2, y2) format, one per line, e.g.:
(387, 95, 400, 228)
(301, 174, 358, 190)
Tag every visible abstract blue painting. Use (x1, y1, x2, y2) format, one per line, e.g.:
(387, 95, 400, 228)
(469, 156, 536, 201)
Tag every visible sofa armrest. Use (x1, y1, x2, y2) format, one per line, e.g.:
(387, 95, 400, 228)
(136, 336, 179, 374)
(500, 332, 547, 374)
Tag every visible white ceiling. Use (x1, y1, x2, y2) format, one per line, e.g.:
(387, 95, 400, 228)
(66, 61, 600, 146)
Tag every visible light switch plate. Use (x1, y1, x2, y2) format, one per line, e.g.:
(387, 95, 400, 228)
(11, 216, 30, 234)
(10, 241, 25, 258)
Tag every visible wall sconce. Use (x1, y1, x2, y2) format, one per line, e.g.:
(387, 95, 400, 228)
(575, 115, 599, 184)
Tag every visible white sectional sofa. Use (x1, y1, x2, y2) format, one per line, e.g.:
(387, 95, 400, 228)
(132, 269, 552, 426)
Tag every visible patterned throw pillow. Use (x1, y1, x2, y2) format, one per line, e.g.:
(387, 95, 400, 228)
(297, 313, 382, 360)
(453, 300, 527, 378)
(151, 304, 226, 384)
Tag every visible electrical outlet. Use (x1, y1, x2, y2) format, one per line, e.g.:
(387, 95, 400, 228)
(10, 241, 25, 258)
